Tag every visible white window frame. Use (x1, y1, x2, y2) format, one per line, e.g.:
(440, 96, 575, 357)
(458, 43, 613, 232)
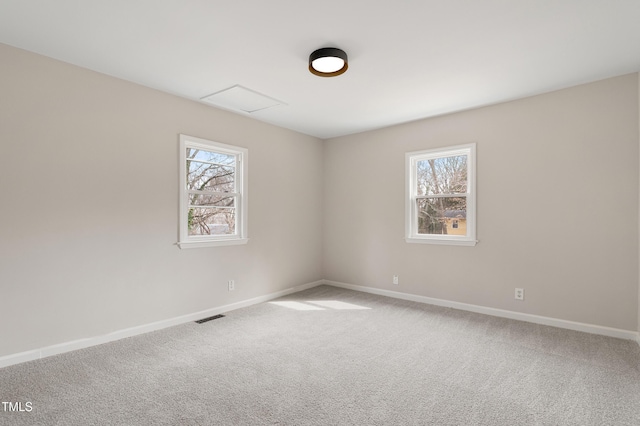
(178, 134, 248, 249)
(405, 143, 477, 246)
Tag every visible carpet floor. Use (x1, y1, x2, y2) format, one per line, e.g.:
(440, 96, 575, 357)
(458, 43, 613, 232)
(1, 285, 639, 425)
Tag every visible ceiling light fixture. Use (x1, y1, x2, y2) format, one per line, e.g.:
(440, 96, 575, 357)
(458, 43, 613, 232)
(309, 47, 348, 77)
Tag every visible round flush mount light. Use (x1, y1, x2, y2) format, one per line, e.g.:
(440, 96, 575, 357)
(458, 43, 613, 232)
(309, 47, 348, 77)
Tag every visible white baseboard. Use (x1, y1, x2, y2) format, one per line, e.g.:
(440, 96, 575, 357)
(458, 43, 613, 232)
(0, 280, 324, 369)
(2, 278, 637, 369)
(323, 280, 640, 342)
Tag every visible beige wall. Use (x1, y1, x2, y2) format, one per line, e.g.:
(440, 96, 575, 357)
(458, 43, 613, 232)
(324, 73, 639, 331)
(0, 43, 324, 357)
(1, 43, 638, 361)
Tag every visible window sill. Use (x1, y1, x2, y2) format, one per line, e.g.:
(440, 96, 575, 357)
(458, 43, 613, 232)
(177, 238, 249, 249)
(405, 237, 477, 246)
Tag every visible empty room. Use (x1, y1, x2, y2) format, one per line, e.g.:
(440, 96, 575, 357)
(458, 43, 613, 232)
(1, 1, 639, 425)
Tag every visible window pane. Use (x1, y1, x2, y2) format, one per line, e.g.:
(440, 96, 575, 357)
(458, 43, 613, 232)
(187, 161, 235, 192)
(417, 197, 467, 236)
(189, 194, 235, 208)
(187, 148, 235, 166)
(188, 207, 236, 236)
(417, 155, 467, 196)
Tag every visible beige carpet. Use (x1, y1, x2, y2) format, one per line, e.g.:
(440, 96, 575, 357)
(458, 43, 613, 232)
(1, 285, 639, 425)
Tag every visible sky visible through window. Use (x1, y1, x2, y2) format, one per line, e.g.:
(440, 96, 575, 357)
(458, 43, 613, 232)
(186, 147, 237, 236)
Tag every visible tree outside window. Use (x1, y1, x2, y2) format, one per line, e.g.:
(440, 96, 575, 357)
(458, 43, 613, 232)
(406, 144, 476, 246)
(179, 135, 248, 249)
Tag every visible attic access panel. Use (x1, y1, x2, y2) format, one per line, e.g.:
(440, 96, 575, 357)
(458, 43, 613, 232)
(201, 85, 286, 113)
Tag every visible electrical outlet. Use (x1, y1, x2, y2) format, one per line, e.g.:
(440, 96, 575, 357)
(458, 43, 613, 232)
(515, 288, 524, 300)
(393, 275, 399, 285)
(228, 280, 235, 291)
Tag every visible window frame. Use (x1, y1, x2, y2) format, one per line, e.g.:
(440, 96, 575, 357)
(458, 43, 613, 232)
(405, 143, 477, 246)
(178, 134, 248, 249)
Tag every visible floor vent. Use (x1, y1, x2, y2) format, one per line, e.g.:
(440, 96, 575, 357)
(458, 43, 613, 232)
(195, 314, 225, 324)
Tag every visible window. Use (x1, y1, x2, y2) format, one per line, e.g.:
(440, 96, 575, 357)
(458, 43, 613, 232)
(178, 135, 248, 248)
(405, 143, 476, 246)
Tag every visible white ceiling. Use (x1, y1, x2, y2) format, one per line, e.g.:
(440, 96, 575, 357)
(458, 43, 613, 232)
(1, 1, 640, 139)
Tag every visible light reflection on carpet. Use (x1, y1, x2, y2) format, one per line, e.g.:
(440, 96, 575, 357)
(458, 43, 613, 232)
(269, 300, 371, 311)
